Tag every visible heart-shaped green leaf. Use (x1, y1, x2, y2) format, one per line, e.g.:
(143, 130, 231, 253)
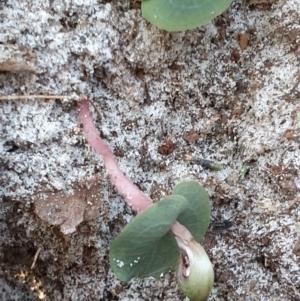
(109, 181, 211, 282)
(142, 0, 233, 32)
(173, 181, 211, 242)
(109, 195, 189, 282)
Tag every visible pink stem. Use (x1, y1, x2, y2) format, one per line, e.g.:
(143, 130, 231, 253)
(171, 221, 194, 243)
(79, 99, 192, 243)
(78, 99, 152, 212)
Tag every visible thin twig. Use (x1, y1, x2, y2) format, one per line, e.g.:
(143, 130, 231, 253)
(289, 81, 299, 94)
(87, 99, 102, 122)
(0, 95, 70, 100)
(185, 154, 223, 171)
(31, 246, 42, 269)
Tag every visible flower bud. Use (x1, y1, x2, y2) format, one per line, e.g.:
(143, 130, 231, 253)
(176, 236, 214, 301)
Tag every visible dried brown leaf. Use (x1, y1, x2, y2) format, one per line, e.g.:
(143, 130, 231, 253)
(289, 197, 300, 207)
(183, 129, 200, 143)
(0, 44, 36, 73)
(34, 175, 102, 235)
(157, 137, 176, 155)
(283, 128, 300, 141)
(239, 33, 249, 51)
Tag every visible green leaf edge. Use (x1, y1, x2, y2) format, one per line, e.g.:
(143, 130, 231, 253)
(109, 194, 189, 282)
(142, 0, 234, 32)
(173, 181, 211, 242)
(109, 181, 211, 282)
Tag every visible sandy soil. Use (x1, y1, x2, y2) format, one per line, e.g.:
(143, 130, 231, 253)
(1, 0, 300, 300)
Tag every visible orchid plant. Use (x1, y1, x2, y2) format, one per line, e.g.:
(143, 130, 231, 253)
(79, 99, 214, 301)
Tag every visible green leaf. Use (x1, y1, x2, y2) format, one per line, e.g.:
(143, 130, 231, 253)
(173, 181, 211, 242)
(142, 0, 233, 32)
(109, 195, 189, 282)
